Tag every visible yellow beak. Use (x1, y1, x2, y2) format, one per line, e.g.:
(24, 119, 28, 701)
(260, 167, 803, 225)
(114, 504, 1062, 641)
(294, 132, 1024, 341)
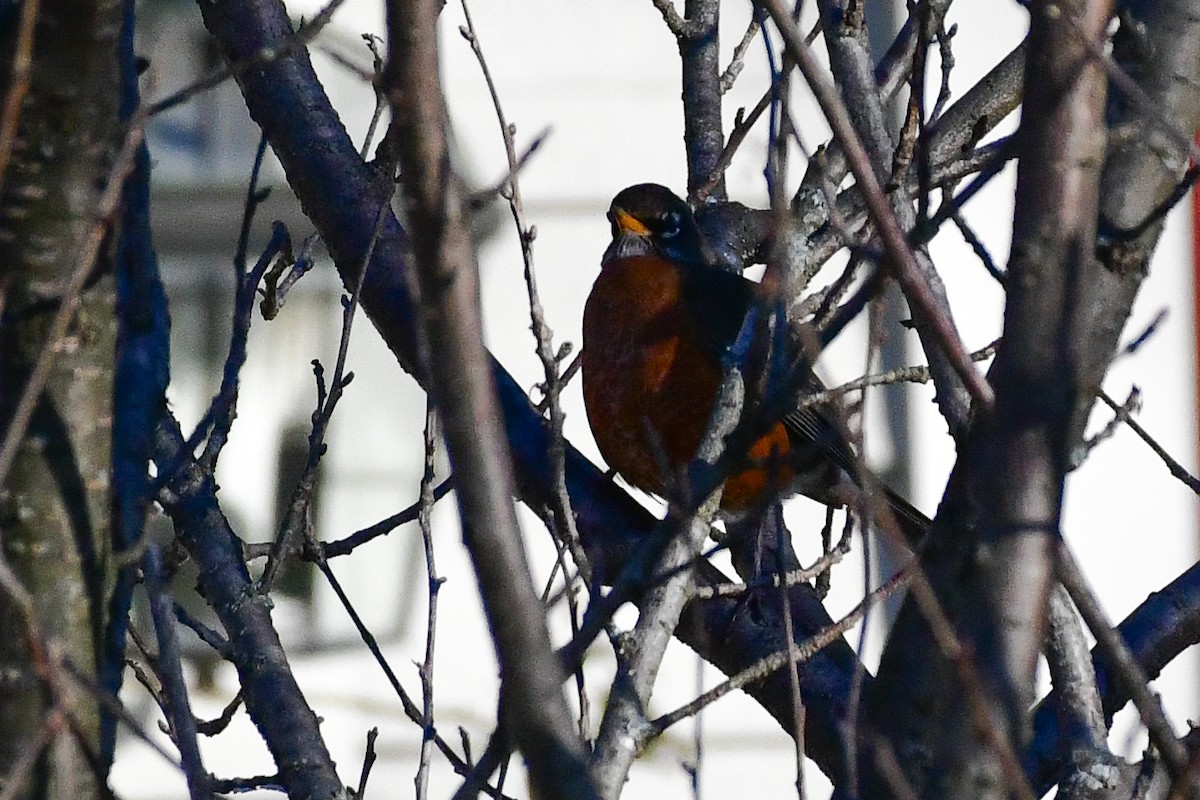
(613, 208, 651, 237)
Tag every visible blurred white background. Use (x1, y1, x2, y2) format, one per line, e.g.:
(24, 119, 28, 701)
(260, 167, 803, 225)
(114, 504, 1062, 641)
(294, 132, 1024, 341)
(113, 1, 1198, 797)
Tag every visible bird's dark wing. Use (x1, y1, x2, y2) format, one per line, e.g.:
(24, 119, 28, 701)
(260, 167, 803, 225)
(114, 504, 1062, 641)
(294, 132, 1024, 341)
(678, 266, 756, 357)
(678, 267, 863, 482)
(782, 401, 860, 481)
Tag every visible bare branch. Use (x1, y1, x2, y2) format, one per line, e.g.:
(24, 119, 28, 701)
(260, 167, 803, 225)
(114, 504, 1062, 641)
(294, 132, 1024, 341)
(811, 0, 974, 433)
(1044, 583, 1112, 800)
(315, 556, 512, 800)
(143, 545, 209, 800)
(1057, 547, 1191, 781)
(146, 0, 350, 118)
(382, 1, 596, 796)
(457, 0, 589, 588)
(589, 317, 747, 797)
(759, 0, 993, 418)
(415, 403, 441, 800)
(719, 15, 761, 94)
(154, 413, 347, 800)
(865, 2, 1116, 797)
(650, 564, 911, 739)
(680, 0, 725, 198)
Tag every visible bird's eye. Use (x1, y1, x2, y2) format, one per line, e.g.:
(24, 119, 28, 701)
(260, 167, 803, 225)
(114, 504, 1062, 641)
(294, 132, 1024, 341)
(660, 211, 682, 239)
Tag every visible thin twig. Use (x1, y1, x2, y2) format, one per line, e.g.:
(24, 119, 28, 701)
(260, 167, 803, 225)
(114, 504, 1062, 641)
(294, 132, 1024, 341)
(694, 89, 772, 203)
(1097, 389, 1200, 495)
(796, 338, 999, 412)
(683, 656, 704, 800)
(692, 522, 852, 599)
(1121, 309, 1168, 357)
(162, 223, 287, 484)
(357, 728, 379, 799)
(260, 232, 318, 320)
(948, 205, 1006, 284)
(199, 138, 279, 473)
(146, 0, 351, 117)
(648, 564, 913, 738)
(357, 35, 388, 161)
(545, 537, 591, 741)
(467, 131, 551, 211)
(929, 21, 957, 122)
(415, 402, 442, 800)
(774, 509, 806, 797)
(719, 15, 762, 94)
(60, 655, 183, 770)
(315, 558, 514, 800)
(1081, 387, 1140, 460)
(458, 0, 589, 589)
(0, 0, 42, 199)
(196, 692, 243, 737)
(844, 292, 888, 788)
(239, 477, 456, 561)
(259, 200, 387, 593)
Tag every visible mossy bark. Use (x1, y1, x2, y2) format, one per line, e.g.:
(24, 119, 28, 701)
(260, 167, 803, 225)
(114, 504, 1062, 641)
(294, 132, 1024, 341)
(0, 1, 123, 797)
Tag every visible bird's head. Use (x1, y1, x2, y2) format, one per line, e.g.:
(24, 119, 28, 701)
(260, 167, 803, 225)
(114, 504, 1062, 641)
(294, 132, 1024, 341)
(602, 183, 710, 267)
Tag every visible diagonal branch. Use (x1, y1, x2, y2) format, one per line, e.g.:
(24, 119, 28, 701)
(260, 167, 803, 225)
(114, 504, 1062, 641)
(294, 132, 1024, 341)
(808, 0, 974, 434)
(154, 413, 347, 800)
(380, 1, 596, 797)
(758, 0, 994, 418)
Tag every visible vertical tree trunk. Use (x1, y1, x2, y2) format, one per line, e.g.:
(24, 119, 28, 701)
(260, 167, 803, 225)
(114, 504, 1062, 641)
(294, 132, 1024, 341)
(0, 1, 123, 797)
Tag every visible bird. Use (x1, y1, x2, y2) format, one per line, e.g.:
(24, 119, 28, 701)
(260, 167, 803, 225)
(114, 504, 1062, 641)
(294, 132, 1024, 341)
(581, 183, 929, 545)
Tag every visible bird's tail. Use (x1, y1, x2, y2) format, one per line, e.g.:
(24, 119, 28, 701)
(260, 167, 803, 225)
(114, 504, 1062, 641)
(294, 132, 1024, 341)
(879, 484, 931, 549)
(827, 478, 930, 550)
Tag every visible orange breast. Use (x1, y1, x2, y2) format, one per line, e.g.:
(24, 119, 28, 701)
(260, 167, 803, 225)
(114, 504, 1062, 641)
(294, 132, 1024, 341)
(582, 256, 793, 511)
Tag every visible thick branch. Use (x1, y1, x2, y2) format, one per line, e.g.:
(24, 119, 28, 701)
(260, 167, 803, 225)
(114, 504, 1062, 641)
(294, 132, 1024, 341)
(679, 0, 725, 199)
(759, 0, 994, 415)
(812, 0, 972, 434)
(866, 2, 1117, 798)
(1027, 558, 1200, 793)
(155, 416, 347, 800)
(1068, 0, 1200, 444)
(968, 0, 1114, 763)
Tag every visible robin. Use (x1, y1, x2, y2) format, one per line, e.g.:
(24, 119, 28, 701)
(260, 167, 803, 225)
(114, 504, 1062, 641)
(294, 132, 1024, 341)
(581, 183, 929, 545)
